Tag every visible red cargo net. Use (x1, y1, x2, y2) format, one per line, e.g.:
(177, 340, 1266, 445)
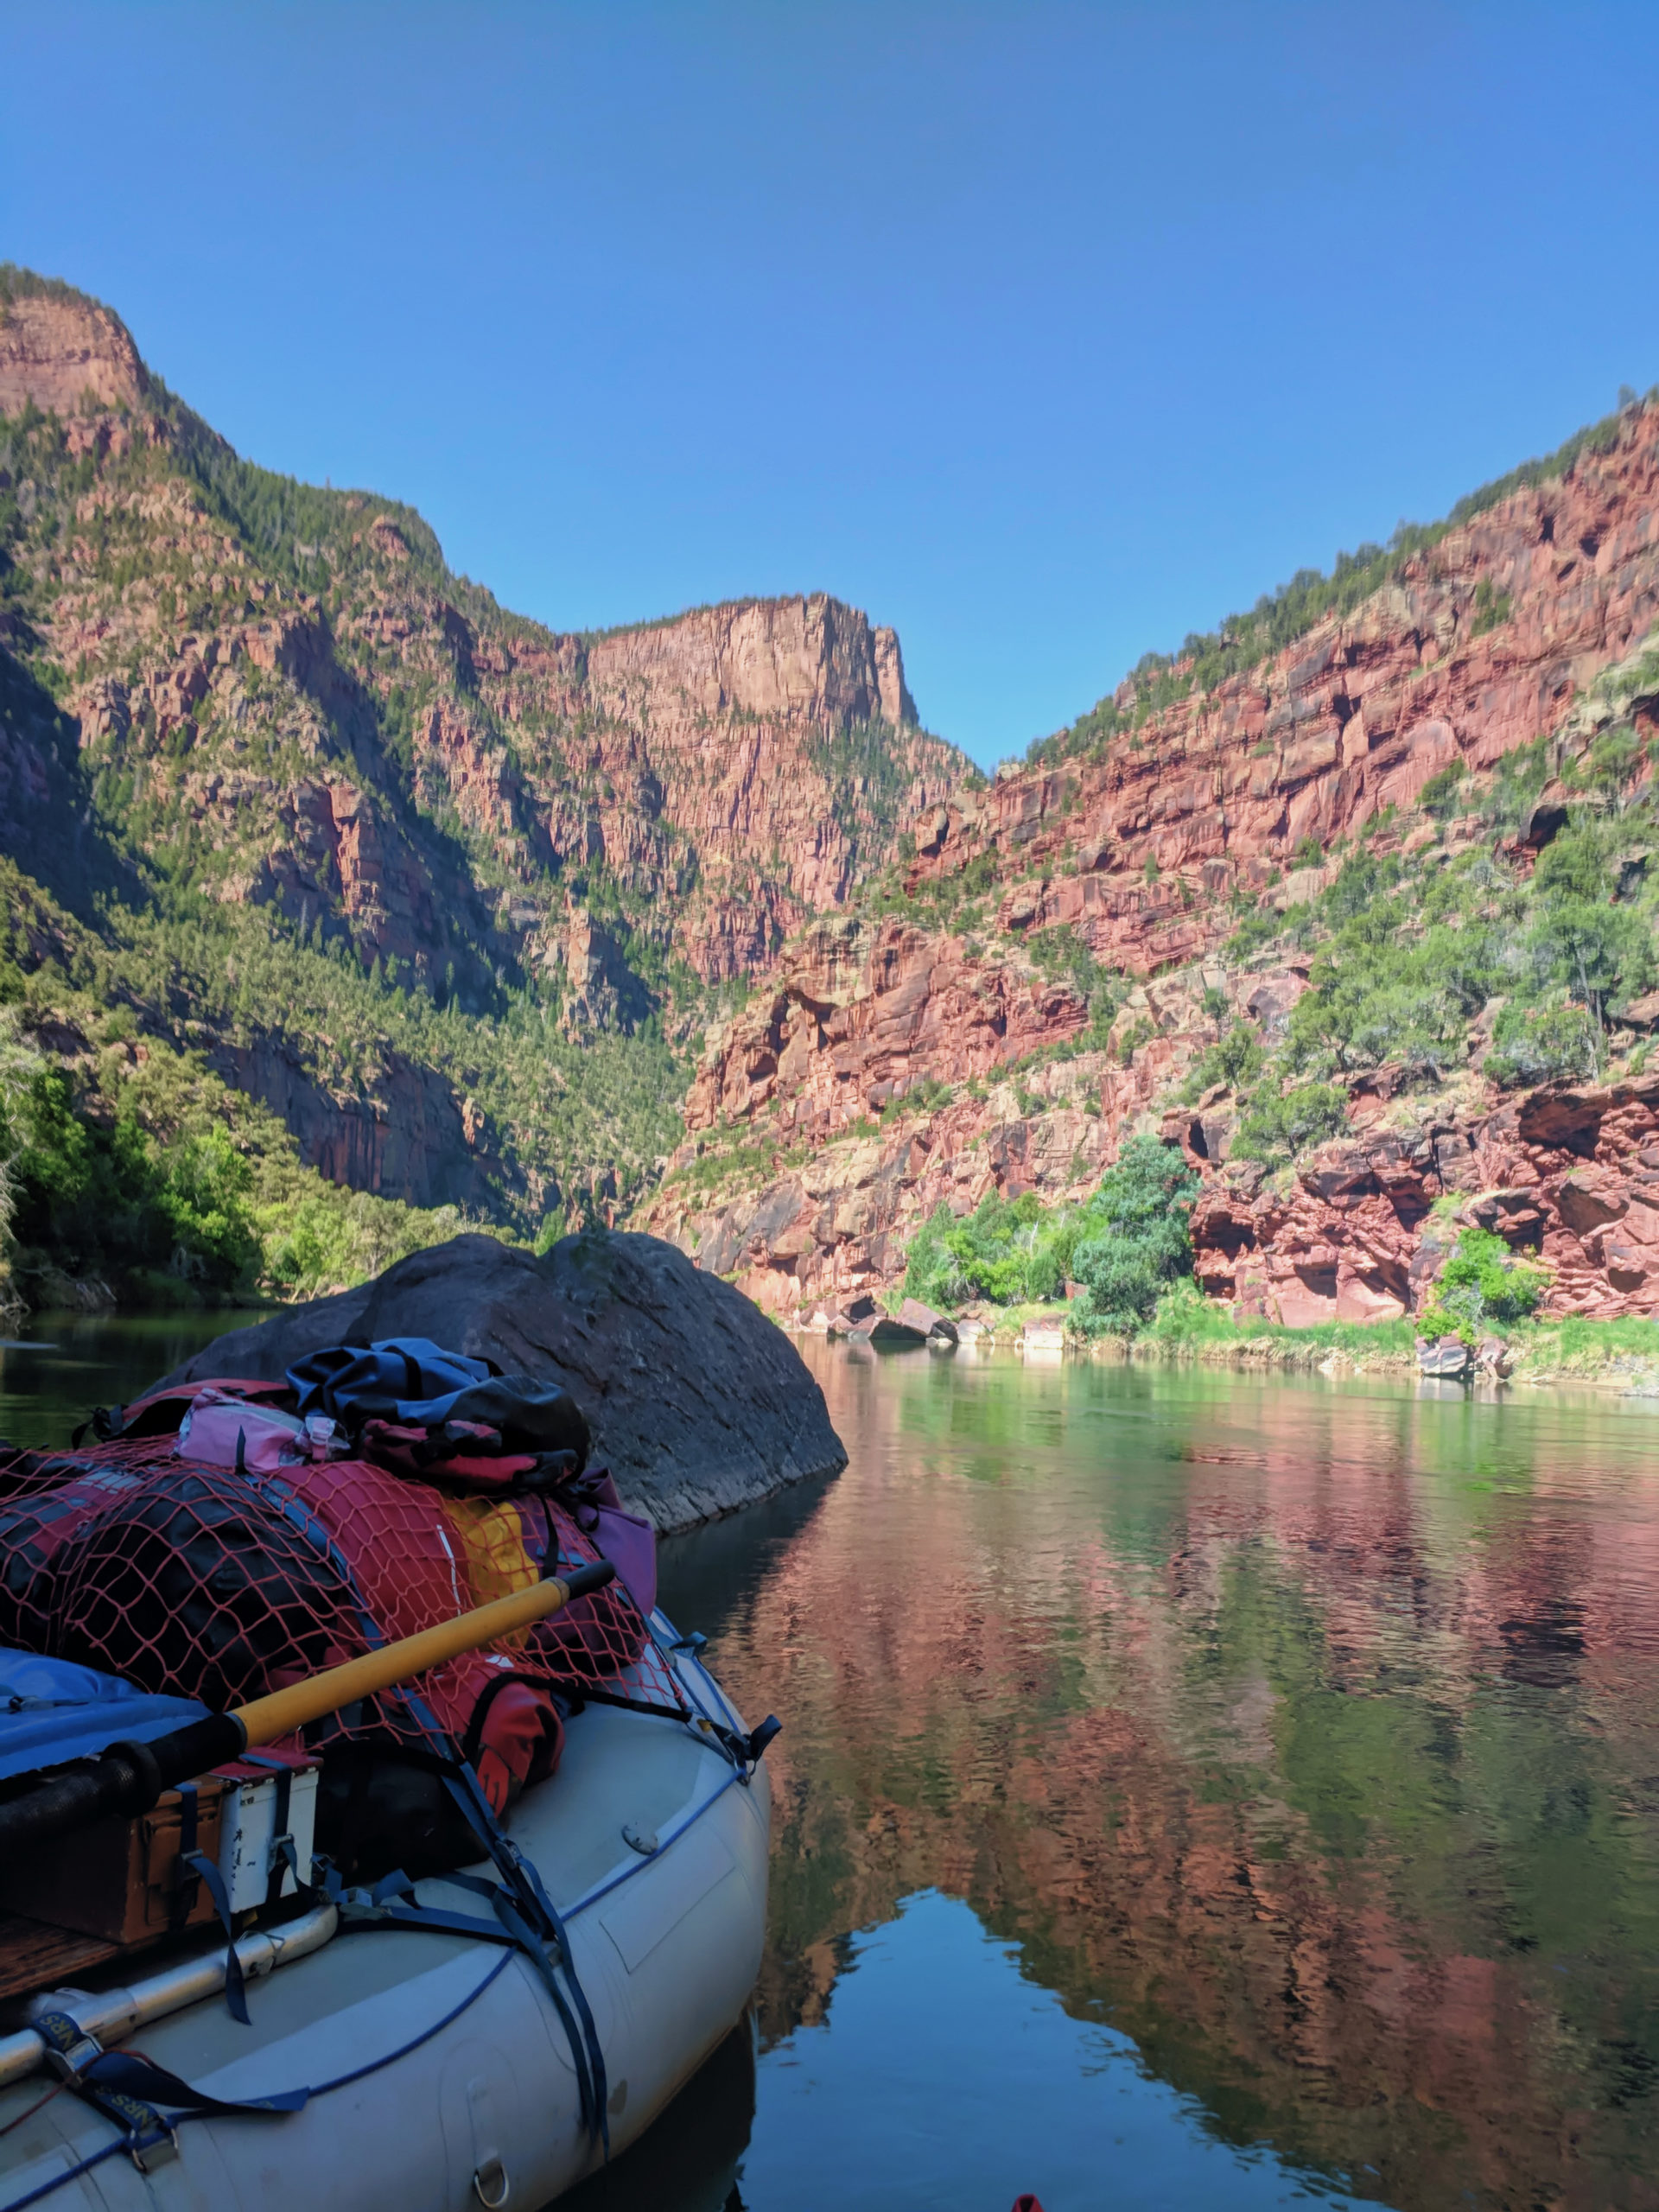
(0, 1433, 688, 1758)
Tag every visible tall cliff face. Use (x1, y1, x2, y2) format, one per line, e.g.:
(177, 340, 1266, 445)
(912, 404, 1659, 967)
(653, 403, 1659, 1327)
(0, 276, 967, 989)
(0, 268, 969, 1224)
(0, 283, 148, 417)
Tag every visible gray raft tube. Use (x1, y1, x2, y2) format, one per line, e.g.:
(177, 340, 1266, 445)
(0, 1611, 754, 2094)
(0, 1903, 338, 2087)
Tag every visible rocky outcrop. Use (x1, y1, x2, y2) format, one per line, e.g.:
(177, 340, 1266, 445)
(683, 915, 1091, 1135)
(649, 936, 1285, 1314)
(13, 404, 966, 989)
(905, 405, 1659, 976)
(583, 594, 915, 736)
(0, 284, 147, 418)
(207, 1033, 512, 1214)
(483, 594, 961, 982)
(1181, 1069, 1659, 1325)
(161, 1230, 848, 1531)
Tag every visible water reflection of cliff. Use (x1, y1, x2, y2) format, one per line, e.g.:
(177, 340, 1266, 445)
(660, 1354, 1659, 2212)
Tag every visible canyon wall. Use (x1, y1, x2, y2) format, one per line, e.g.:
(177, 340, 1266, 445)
(0, 276, 969, 1217)
(1, 286, 967, 998)
(910, 404, 1659, 969)
(653, 405, 1659, 1326)
(10, 269, 1659, 1328)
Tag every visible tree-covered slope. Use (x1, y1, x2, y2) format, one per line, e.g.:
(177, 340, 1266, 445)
(0, 264, 971, 1307)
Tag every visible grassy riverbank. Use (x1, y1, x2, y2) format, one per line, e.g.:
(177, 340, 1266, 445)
(947, 1286, 1659, 1390)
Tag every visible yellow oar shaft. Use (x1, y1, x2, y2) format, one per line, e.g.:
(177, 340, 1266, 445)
(229, 1560, 616, 1749)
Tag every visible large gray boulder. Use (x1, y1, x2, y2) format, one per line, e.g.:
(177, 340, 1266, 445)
(161, 1231, 846, 1532)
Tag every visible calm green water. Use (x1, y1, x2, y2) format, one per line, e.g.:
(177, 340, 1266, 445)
(0, 1309, 269, 1446)
(7, 1325, 1659, 2210)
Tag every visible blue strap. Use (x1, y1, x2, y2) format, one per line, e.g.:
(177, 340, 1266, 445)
(175, 1783, 250, 2025)
(34, 2012, 307, 2139)
(312, 1758, 610, 2156)
(440, 1764, 609, 2153)
(73, 2047, 308, 2119)
(4, 1935, 518, 2210)
(238, 1753, 302, 1908)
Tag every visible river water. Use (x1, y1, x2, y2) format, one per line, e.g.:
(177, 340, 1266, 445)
(5, 1321, 1658, 2210)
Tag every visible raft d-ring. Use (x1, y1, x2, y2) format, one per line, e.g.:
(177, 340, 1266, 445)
(473, 2156, 511, 2209)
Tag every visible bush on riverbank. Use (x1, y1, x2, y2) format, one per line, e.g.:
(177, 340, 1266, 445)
(1419, 1228, 1548, 1343)
(903, 1136, 1199, 1333)
(1070, 1138, 1201, 1332)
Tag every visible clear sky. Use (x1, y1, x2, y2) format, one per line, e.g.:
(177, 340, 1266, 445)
(6, 3, 1659, 768)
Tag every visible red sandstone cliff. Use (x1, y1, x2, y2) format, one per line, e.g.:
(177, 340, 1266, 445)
(0, 283, 148, 417)
(11, 270, 1659, 1319)
(653, 404, 1659, 1325)
(2, 281, 969, 995)
(908, 404, 1659, 969)
(0, 274, 969, 1219)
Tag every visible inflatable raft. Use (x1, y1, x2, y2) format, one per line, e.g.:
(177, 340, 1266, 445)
(0, 1622, 770, 2211)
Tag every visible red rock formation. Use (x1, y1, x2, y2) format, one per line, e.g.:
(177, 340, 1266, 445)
(667, 408, 1659, 1322)
(1180, 1070, 1659, 1325)
(0, 276, 970, 1220)
(0, 286, 147, 418)
(12, 270, 1659, 1325)
(907, 406, 1659, 976)
(3, 289, 969, 1001)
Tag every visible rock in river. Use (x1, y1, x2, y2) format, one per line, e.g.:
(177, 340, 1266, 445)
(161, 1231, 847, 1533)
(1416, 1334, 1474, 1382)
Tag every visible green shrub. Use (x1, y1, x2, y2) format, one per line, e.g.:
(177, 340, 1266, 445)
(1525, 895, 1653, 1027)
(156, 1128, 259, 1282)
(1421, 1227, 1548, 1340)
(1071, 1136, 1200, 1335)
(1142, 1278, 1417, 1357)
(1484, 998, 1600, 1087)
(902, 1192, 1065, 1309)
(1419, 759, 1466, 820)
(1232, 1080, 1349, 1162)
(10, 1068, 261, 1287)
(1179, 1020, 1264, 1104)
(1467, 578, 1512, 637)
(1114, 1015, 1155, 1065)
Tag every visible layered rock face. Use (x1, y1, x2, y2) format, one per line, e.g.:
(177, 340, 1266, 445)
(0, 273, 967, 1219)
(907, 406, 1659, 971)
(662, 408, 1659, 1324)
(644, 923, 1192, 1313)
(1179, 1072, 1659, 1326)
(12, 271, 1659, 1330)
(0, 288, 147, 417)
(0, 283, 966, 999)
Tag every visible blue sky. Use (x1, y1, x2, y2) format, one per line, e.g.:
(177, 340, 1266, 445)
(6, 3, 1659, 768)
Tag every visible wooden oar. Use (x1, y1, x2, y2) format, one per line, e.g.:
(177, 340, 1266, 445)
(0, 1561, 616, 1859)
